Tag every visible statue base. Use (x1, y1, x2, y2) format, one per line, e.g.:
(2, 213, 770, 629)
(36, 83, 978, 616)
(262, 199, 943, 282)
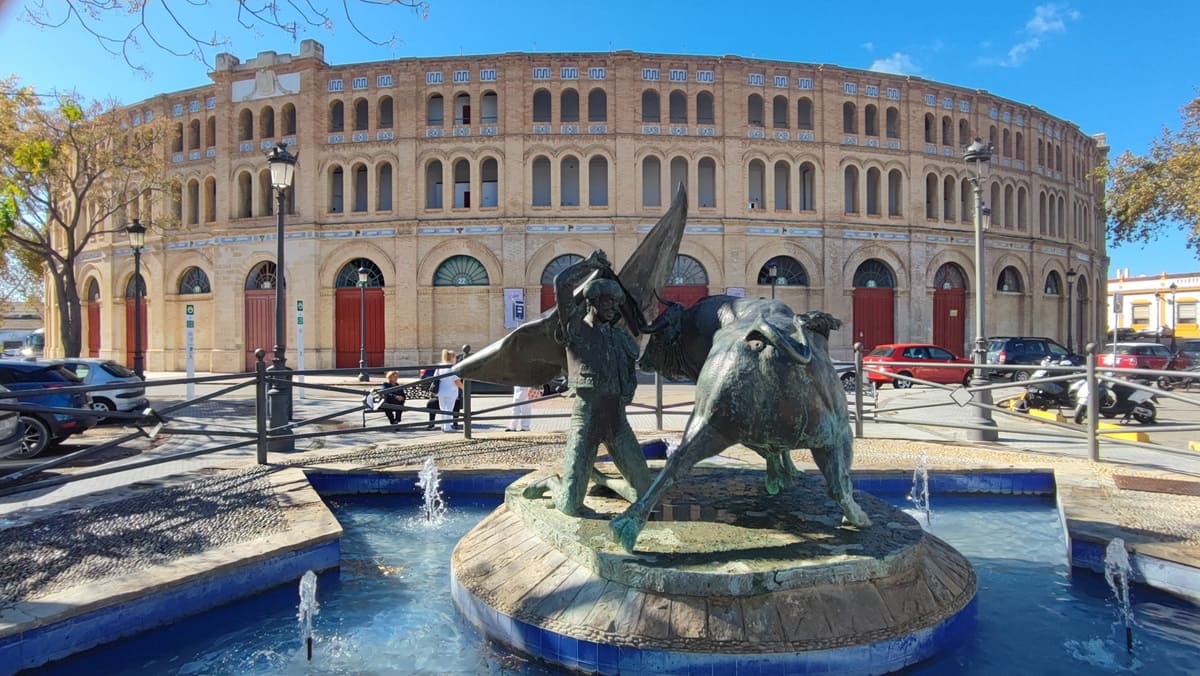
(451, 466, 977, 674)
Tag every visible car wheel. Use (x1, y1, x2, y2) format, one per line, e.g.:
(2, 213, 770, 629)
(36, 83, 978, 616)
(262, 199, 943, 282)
(12, 416, 51, 459)
(841, 372, 857, 393)
(962, 373, 973, 388)
(89, 398, 116, 422)
(1014, 370, 1031, 382)
(894, 372, 913, 389)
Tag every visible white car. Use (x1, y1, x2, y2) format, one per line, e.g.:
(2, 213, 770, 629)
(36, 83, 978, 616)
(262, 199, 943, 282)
(0, 385, 22, 458)
(49, 359, 149, 417)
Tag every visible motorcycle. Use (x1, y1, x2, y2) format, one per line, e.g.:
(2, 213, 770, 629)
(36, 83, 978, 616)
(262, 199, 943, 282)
(1156, 352, 1200, 391)
(1071, 375, 1157, 425)
(1013, 355, 1079, 412)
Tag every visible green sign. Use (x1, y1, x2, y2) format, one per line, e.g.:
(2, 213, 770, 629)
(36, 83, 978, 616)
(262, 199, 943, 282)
(297, 317, 304, 325)
(186, 304, 194, 315)
(186, 320, 194, 328)
(296, 300, 304, 312)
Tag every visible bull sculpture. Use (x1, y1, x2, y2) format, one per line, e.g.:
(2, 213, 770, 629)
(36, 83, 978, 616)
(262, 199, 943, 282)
(610, 295, 871, 553)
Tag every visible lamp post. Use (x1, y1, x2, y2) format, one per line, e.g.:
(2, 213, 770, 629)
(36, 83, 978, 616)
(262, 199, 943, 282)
(768, 261, 779, 300)
(1170, 282, 1178, 352)
(1065, 268, 1077, 353)
(964, 138, 997, 441)
(357, 266, 369, 382)
(126, 219, 146, 378)
(266, 142, 297, 449)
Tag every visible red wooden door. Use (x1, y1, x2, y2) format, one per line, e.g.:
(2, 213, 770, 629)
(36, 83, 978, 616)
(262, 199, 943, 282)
(933, 288, 967, 355)
(661, 285, 709, 309)
(852, 288, 894, 352)
(244, 290, 276, 371)
(335, 288, 385, 368)
(124, 299, 147, 368)
(541, 285, 556, 312)
(87, 302, 101, 358)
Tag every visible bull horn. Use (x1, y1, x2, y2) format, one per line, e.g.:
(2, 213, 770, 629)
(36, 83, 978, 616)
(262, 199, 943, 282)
(747, 317, 812, 365)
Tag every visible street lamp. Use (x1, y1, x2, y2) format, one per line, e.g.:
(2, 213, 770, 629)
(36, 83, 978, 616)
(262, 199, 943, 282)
(126, 219, 146, 378)
(1170, 282, 1179, 351)
(964, 138, 997, 441)
(357, 266, 369, 382)
(1065, 268, 1077, 353)
(266, 142, 297, 449)
(768, 261, 779, 300)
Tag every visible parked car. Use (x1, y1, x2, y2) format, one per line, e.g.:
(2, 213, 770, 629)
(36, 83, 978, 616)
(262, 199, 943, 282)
(49, 358, 148, 418)
(986, 337, 1081, 381)
(1106, 328, 1139, 342)
(0, 359, 97, 458)
(1171, 339, 1200, 369)
(1135, 326, 1173, 341)
(834, 363, 860, 393)
(1098, 342, 1173, 372)
(0, 385, 21, 458)
(862, 344, 972, 389)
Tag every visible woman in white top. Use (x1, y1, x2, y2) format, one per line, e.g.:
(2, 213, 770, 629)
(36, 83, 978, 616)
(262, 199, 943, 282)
(434, 348, 462, 432)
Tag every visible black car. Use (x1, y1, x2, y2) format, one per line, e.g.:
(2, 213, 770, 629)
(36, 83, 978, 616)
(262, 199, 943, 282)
(0, 359, 98, 458)
(985, 337, 1082, 381)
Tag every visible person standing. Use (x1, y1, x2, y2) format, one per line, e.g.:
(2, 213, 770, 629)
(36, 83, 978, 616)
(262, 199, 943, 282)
(434, 348, 462, 433)
(506, 385, 538, 432)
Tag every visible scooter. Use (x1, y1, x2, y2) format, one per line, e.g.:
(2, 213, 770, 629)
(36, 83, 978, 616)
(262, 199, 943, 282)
(1156, 353, 1200, 391)
(1014, 355, 1079, 412)
(1071, 376, 1157, 425)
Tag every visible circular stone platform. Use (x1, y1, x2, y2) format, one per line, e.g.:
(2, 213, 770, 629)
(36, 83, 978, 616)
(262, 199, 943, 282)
(451, 466, 977, 674)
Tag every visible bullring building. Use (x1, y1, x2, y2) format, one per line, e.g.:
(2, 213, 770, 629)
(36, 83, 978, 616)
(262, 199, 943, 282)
(57, 40, 1109, 372)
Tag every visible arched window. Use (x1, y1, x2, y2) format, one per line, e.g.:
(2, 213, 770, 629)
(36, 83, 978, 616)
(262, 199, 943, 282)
(924, 114, 935, 143)
(124, 273, 147, 298)
(1015, 132, 1025, 161)
(481, 91, 498, 124)
(281, 104, 296, 135)
(747, 94, 763, 126)
(798, 98, 813, 130)
(588, 88, 607, 122)
(532, 89, 551, 122)
(328, 101, 344, 132)
(427, 94, 444, 126)
(205, 117, 216, 147)
(668, 255, 708, 286)
(259, 106, 275, 138)
(433, 255, 489, 286)
(799, 162, 816, 211)
(864, 104, 878, 137)
(699, 157, 716, 208)
(329, 165, 345, 213)
(336, 258, 385, 287)
(1017, 187, 1028, 230)
(865, 167, 880, 215)
(352, 163, 368, 212)
(186, 179, 199, 224)
(696, 91, 714, 125)
(1002, 129, 1012, 157)
(958, 119, 970, 147)
(588, 156, 608, 206)
(670, 156, 688, 200)
(246, 261, 277, 290)
(758, 256, 808, 286)
(172, 123, 183, 153)
(87, 278, 101, 302)
(748, 159, 765, 210)
(934, 263, 967, 289)
(925, 173, 939, 219)
(997, 266, 1024, 293)
(425, 160, 443, 209)
(844, 166, 859, 213)
(1004, 185, 1014, 228)
(887, 169, 902, 216)
(670, 90, 688, 124)
(452, 159, 470, 208)
(642, 90, 660, 123)
(178, 267, 212, 294)
(561, 89, 580, 123)
(237, 171, 252, 218)
(481, 158, 499, 208)
(772, 95, 789, 129)
(354, 98, 369, 131)
(1044, 271, 1062, 295)
(204, 176, 217, 222)
(943, 176, 956, 221)
(238, 109, 253, 141)
(541, 254, 585, 284)
(642, 156, 662, 207)
(532, 156, 551, 206)
(377, 162, 393, 211)
(774, 161, 791, 210)
(378, 97, 394, 129)
(941, 116, 953, 146)
(188, 120, 201, 150)
(852, 260, 895, 288)
(258, 171, 273, 216)
(561, 155, 580, 206)
(453, 92, 471, 126)
(885, 107, 899, 139)
(842, 102, 857, 134)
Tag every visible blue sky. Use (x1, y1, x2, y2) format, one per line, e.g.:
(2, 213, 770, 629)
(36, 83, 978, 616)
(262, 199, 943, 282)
(0, 1, 1192, 280)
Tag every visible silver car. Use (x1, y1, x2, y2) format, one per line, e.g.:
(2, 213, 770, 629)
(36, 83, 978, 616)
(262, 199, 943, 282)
(51, 359, 149, 417)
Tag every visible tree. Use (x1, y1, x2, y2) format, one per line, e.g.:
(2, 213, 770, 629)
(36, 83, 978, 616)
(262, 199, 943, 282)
(21, 0, 430, 76)
(1107, 96, 1200, 254)
(0, 78, 171, 357)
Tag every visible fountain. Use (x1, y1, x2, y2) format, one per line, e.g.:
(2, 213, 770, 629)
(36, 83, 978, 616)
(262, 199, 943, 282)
(297, 570, 319, 661)
(416, 457, 447, 524)
(1104, 538, 1135, 652)
(908, 448, 933, 526)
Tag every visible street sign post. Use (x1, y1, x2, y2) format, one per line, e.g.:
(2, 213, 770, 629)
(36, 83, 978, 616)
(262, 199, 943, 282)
(296, 300, 305, 399)
(185, 304, 195, 400)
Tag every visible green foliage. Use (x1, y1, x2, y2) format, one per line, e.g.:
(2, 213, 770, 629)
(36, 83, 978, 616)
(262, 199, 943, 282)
(1107, 97, 1200, 254)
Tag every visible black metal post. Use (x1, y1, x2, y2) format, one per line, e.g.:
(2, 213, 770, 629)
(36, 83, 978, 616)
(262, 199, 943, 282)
(358, 274, 368, 382)
(965, 138, 997, 442)
(254, 349, 268, 464)
(1171, 285, 1178, 352)
(267, 188, 294, 451)
(132, 245, 144, 378)
(1066, 275, 1074, 354)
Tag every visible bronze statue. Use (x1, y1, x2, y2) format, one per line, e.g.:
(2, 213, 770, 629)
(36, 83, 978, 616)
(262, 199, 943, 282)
(611, 297, 871, 552)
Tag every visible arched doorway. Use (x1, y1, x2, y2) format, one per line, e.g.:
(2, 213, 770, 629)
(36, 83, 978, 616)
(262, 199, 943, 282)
(933, 263, 967, 355)
(334, 259, 386, 369)
(540, 254, 584, 312)
(756, 256, 809, 306)
(243, 262, 278, 371)
(852, 259, 895, 351)
(123, 273, 147, 368)
(1074, 274, 1089, 349)
(85, 278, 101, 358)
(661, 255, 709, 308)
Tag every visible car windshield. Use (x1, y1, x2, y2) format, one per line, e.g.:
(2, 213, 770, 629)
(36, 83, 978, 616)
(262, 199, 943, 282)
(100, 361, 137, 378)
(1047, 342, 1068, 356)
(22, 366, 80, 383)
(867, 347, 895, 357)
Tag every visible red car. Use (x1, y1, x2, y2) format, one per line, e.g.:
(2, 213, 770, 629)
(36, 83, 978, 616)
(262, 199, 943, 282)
(1097, 343, 1172, 371)
(863, 343, 973, 389)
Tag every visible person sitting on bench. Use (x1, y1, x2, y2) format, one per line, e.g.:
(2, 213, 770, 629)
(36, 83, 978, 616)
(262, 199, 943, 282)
(382, 370, 406, 426)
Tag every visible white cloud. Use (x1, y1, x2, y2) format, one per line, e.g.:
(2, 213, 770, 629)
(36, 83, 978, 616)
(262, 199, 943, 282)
(992, 3, 1079, 67)
(861, 41, 874, 51)
(869, 52, 919, 76)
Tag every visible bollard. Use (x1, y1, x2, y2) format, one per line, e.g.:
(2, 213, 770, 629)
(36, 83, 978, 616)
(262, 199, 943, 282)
(853, 343, 864, 439)
(462, 379, 472, 439)
(1086, 343, 1099, 462)
(655, 371, 664, 431)
(267, 357, 295, 453)
(254, 349, 269, 464)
